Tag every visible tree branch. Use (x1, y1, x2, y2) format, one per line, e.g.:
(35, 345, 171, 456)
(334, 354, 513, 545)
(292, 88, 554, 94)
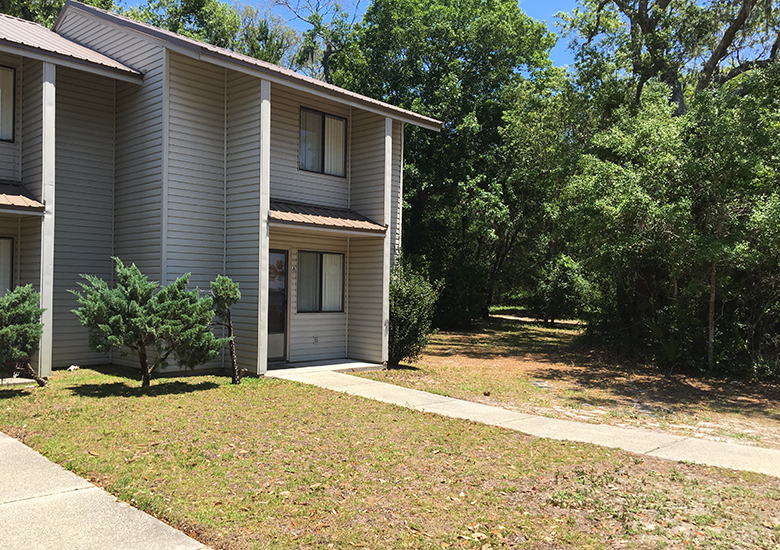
(697, 0, 756, 91)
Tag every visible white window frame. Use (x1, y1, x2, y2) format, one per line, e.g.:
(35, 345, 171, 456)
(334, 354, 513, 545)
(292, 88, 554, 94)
(0, 66, 14, 142)
(298, 107, 346, 177)
(297, 251, 344, 313)
(0, 237, 13, 296)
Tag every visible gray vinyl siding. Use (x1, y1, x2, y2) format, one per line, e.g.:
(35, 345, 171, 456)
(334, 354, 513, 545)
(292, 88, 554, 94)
(269, 87, 350, 208)
(226, 70, 262, 372)
(350, 111, 385, 223)
(270, 229, 348, 362)
(18, 218, 40, 290)
(166, 53, 225, 288)
(0, 54, 22, 181)
(51, 67, 115, 367)
(58, 8, 165, 281)
(346, 237, 385, 363)
(390, 120, 403, 259)
(20, 58, 42, 198)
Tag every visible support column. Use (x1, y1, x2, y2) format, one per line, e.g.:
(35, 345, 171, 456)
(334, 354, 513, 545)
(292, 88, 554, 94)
(381, 117, 392, 364)
(257, 79, 271, 375)
(38, 62, 55, 378)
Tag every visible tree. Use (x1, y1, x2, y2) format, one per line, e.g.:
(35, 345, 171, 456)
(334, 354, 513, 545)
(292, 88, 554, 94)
(560, 0, 780, 115)
(274, 0, 361, 82)
(126, 0, 299, 66)
(563, 69, 780, 376)
(0, 285, 46, 387)
(388, 263, 440, 366)
(72, 258, 229, 388)
(333, 0, 555, 325)
(0, 0, 115, 26)
(210, 275, 241, 384)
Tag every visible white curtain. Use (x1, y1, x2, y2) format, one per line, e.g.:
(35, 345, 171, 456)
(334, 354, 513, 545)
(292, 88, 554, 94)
(324, 116, 345, 177)
(299, 109, 322, 172)
(322, 253, 343, 311)
(297, 251, 320, 311)
(0, 68, 14, 141)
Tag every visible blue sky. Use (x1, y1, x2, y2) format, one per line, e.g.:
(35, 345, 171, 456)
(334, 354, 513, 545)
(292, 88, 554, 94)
(121, 0, 580, 66)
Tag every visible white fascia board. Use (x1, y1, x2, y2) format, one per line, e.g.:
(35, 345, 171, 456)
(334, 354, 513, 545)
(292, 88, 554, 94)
(268, 220, 386, 238)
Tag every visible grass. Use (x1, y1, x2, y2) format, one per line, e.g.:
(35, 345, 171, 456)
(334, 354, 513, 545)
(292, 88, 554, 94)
(1, 366, 779, 549)
(362, 317, 780, 450)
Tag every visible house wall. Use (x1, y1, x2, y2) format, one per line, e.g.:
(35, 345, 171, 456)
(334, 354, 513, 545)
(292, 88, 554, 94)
(350, 111, 385, 223)
(57, 8, 165, 281)
(50, 67, 115, 367)
(18, 58, 43, 297)
(0, 53, 22, 181)
(166, 52, 225, 288)
(269, 229, 348, 363)
(346, 237, 385, 363)
(269, 87, 351, 209)
(226, 70, 262, 372)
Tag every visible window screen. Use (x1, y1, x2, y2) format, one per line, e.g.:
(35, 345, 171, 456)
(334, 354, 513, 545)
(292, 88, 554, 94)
(0, 67, 14, 141)
(299, 108, 346, 177)
(297, 251, 344, 312)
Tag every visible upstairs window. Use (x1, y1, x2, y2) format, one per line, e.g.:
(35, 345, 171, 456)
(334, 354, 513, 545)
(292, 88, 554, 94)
(299, 108, 346, 177)
(297, 251, 344, 312)
(0, 67, 14, 141)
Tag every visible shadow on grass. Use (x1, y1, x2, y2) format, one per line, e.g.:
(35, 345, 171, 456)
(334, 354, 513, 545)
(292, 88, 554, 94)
(69, 380, 220, 398)
(431, 316, 780, 421)
(385, 364, 422, 372)
(427, 317, 588, 364)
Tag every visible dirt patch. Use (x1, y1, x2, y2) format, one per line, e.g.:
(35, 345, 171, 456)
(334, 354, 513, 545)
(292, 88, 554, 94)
(364, 316, 780, 450)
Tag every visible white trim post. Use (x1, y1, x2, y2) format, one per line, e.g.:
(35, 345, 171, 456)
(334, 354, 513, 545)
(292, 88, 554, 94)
(381, 117, 392, 364)
(257, 79, 271, 375)
(38, 62, 56, 378)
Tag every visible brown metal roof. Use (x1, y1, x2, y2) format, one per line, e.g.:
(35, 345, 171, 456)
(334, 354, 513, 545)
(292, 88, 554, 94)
(0, 181, 44, 213)
(55, 1, 442, 131)
(0, 13, 141, 82)
(269, 200, 385, 233)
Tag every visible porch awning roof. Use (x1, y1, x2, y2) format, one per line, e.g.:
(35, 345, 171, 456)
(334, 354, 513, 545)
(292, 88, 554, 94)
(0, 181, 45, 214)
(269, 200, 386, 234)
(0, 13, 143, 84)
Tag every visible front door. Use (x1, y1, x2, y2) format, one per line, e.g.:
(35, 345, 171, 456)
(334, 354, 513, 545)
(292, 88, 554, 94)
(268, 250, 287, 361)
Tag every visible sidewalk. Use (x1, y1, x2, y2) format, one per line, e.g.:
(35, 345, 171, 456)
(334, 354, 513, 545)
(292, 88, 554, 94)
(0, 432, 210, 550)
(269, 369, 780, 478)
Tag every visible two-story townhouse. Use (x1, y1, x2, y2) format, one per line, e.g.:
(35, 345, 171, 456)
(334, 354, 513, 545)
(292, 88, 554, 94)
(0, 1, 441, 379)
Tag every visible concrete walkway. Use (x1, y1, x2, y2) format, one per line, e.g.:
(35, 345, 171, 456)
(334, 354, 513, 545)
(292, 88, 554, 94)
(269, 369, 780, 478)
(0, 432, 210, 550)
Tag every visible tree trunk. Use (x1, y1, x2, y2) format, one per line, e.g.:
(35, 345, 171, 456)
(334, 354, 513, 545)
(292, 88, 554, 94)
(228, 310, 240, 384)
(139, 348, 151, 388)
(17, 360, 47, 387)
(708, 261, 717, 372)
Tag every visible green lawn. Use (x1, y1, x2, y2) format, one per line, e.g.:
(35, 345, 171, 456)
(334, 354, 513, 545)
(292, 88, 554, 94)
(1, 366, 778, 549)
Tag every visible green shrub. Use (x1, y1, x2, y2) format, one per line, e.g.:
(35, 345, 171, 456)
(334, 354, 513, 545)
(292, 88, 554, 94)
(388, 263, 441, 367)
(72, 258, 229, 388)
(0, 284, 46, 386)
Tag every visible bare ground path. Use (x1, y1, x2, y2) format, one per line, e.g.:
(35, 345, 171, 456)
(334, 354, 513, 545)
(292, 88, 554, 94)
(360, 316, 780, 450)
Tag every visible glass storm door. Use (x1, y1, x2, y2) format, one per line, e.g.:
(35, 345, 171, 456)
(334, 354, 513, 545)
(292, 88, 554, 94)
(268, 250, 287, 361)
